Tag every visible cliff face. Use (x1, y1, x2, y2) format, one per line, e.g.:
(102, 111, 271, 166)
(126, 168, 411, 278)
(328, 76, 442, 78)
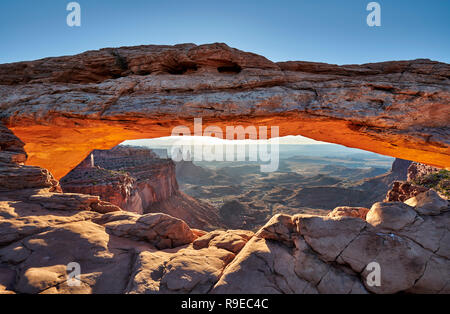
(60, 146, 222, 229)
(59, 150, 138, 212)
(1, 122, 449, 294)
(354, 158, 412, 204)
(62, 146, 179, 214)
(0, 43, 448, 179)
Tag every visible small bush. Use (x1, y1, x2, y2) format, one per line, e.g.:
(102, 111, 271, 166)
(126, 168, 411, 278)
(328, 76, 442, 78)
(413, 169, 450, 197)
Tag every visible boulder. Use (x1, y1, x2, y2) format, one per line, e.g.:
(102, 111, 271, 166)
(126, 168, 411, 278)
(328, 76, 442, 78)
(404, 190, 448, 215)
(97, 211, 196, 249)
(366, 202, 417, 230)
(193, 230, 254, 253)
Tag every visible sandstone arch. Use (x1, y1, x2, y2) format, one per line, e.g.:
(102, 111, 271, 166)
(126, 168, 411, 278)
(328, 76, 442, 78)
(0, 43, 449, 179)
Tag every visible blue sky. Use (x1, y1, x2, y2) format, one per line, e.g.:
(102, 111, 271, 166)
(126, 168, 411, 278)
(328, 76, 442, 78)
(0, 0, 449, 64)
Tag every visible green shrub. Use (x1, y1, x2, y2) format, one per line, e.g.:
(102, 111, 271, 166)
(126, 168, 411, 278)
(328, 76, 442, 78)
(413, 170, 450, 197)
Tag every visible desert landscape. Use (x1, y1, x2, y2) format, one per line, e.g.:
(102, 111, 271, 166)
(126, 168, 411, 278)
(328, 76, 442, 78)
(0, 43, 449, 295)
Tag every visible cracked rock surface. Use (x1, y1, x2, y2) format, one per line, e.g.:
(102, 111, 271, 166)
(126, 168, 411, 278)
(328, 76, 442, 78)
(0, 43, 448, 179)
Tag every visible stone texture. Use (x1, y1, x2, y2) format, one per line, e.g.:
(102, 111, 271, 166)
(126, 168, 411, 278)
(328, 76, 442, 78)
(193, 229, 254, 253)
(94, 211, 196, 249)
(366, 202, 417, 230)
(213, 205, 449, 294)
(353, 158, 412, 206)
(327, 206, 370, 220)
(0, 46, 449, 294)
(408, 162, 442, 182)
(385, 181, 429, 202)
(404, 190, 448, 215)
(0, 44, 448, 179)
(296, 215, 367, 262)
(406, 162, 449, 199)
(126, 246, 235, 294)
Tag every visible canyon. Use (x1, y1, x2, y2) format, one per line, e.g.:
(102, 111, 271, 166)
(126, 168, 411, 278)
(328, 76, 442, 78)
(0, 43, 449, 294)
(58, 143, 413, 231)
(60, 146, 221, 230)
(176, 153, 412, 230)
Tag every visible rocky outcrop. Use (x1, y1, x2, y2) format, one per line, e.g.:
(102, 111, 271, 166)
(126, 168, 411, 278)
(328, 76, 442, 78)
(212, 198, 449, 294)
(60, 162, 135, 211)
(406, 162, 449, 199)
(408, 162, 442, 182)
(0, 43, 448, 179)
(385, 159, 448, 202)
(0, 43, 449, 294)
(0, 124, 60, 193)
(0, 123, 122, 217)
(148, 191, 223, 231)
(385, 181, 429, 202)
(355, 158, 412, 204)
(2, 191, 448, 294)
(61, 146, 178, 214)
(60, 146, 222, 230)
(0, 123, 229, 293)
(93, 211, 196, 249)
(404, 190, 449, 215)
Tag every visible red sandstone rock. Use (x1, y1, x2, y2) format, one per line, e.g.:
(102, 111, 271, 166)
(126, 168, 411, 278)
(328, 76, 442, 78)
(385, 181, 429, 202)
(408, 162, 442, 182)
(60, 146, 222, 230)
(193, 230, 254, 253)
(93, 211, 196, 249)
(0, 44, 449, 294)
(327, 206, 370, 220)
(0, 44, 448, 180)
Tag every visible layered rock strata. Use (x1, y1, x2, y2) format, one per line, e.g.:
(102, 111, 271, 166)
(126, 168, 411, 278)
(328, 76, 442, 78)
(61, 147, 177, 214)
(0, 43, 448, 180)
(60, 146, 221, 230)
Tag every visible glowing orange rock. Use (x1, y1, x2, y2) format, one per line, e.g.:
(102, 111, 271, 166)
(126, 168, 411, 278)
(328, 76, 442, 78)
(0, 43, 448, 178)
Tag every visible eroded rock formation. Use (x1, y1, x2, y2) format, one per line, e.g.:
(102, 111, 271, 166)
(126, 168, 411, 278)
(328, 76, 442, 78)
(60, 146, 221, 230)
(408, 162, 442, 182)
(0, 43, 448, 179)
(61, 146, 178, 213)
(385, 181, 429, 202)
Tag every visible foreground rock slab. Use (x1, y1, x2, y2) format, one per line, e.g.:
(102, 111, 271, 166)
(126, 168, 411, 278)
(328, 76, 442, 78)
(1, 177, 449, 293)
(213, 198, 449, 294)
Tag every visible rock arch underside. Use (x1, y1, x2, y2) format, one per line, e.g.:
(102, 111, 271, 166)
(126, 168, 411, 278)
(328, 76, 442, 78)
(0, 43, 449, 294)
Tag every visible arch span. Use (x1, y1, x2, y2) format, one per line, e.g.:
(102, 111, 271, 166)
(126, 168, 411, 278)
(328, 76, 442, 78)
(1, 43, 449, 178)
